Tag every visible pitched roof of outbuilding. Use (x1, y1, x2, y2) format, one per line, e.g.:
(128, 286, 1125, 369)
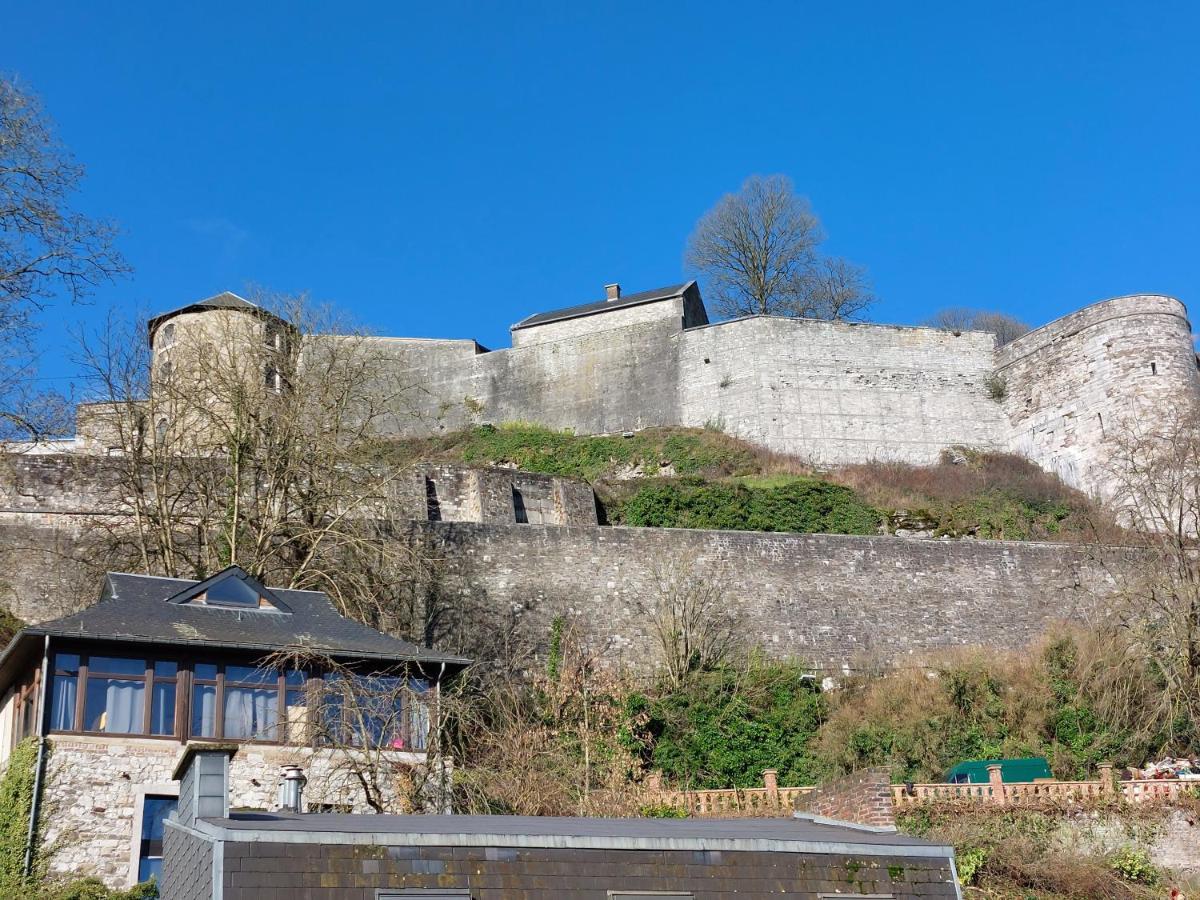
(511, 281, 696, 331)
(0, 566, 467, 686)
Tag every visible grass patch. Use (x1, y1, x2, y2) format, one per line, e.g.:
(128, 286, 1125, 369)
(0, 607, 23, 647)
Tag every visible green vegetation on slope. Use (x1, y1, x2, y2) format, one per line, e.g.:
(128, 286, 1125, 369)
(609, 477, 881, 534)
(621, 660, 829, 788)
(386, 424, 1116, 541)
(0, 607, 23, 647)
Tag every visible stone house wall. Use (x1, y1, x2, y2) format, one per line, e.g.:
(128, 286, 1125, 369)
(39, 735, 432, 888)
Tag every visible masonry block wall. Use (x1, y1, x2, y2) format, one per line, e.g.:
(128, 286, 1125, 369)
(796, 767, 897, 828)
(425, 521, 1115, 672)
(996, 294, 1200, 499)
(40, 736, 424, 887)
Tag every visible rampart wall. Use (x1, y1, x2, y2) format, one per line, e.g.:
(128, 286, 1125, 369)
(422, 521, 1117, 672)
(996, 294, 1200, 497)
(0, 452, 1123, 672)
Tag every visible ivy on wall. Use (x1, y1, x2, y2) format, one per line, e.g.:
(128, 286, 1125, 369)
(0, 738, 43, 892)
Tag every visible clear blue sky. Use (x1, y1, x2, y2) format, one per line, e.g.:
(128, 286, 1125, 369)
(7, 1, 1199, 385)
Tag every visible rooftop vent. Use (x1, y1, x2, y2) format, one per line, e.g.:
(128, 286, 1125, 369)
(278, 765, 307, 813)
(605, 283, 621, 301)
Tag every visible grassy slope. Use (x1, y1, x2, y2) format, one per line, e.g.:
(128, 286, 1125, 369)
(385, 424, 1117, 542)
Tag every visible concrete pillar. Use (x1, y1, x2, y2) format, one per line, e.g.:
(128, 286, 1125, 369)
(647, 771, 663, 793)
(987, 764, 1005, 805)
(1098, 763, 1114, 794)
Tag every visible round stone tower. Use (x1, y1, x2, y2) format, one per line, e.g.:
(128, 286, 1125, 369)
(995, 294, 1200, 499)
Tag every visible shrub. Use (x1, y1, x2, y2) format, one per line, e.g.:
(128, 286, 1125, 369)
(0, 607, 22, 646)
(955, 846, 987, 886)
(637, 802, 689, 818)
(1109, 847, 1159, 886)
(623, 659, 829, 789)
(614, 477, 881, 535)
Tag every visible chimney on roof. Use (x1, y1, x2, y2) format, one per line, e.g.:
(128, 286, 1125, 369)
(605, 283, 621, 302)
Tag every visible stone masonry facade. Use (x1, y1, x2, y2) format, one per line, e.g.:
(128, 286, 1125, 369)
(40, 735, 430, 888)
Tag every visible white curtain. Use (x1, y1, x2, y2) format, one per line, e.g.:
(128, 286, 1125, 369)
(104, 680, 143, 733)
(225, 687, 277, 739)
(193, 685, 217, 737)
(50, 676, 77, 730)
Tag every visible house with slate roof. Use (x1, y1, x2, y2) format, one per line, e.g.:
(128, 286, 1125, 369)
(0, 565, 467, 889)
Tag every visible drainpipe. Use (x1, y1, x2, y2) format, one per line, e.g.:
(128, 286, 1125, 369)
(435, 662, 447, 813)
(22, 634, 50, 879)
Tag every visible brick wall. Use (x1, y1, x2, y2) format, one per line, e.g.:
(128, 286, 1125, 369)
(796, 767, 897, 829)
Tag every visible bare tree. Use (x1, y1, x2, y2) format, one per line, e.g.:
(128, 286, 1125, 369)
(924, 307, 1031, 347)
(684, 175, 873, 321)
(0, 76, 129, 439)
(641, 564, 742, 690)
(71, 291, 438, 636)
(264, 646, 451, 814)
(1087, 408, 1200, 748)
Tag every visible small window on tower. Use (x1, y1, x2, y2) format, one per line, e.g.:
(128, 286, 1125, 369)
(158, 322, 176, 349)
(1150, 362, 1158, 375)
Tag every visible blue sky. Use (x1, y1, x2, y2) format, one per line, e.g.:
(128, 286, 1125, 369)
(7, 1, 1199, 385)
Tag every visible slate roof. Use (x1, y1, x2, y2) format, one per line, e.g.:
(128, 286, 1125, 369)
(0, 567, 467, 684)
(511, 281, 696, 331)
(197, 811, 953, 858)
(147, 291, 271, 336)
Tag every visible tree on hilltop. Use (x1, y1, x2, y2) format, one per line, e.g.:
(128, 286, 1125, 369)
(0, 75, 129, 439)
(924, 307, 1031, 347)
(684, 174, 874, 321)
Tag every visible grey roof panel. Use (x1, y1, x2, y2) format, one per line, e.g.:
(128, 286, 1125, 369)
(147, 291, 266, 335)
(196, 811, 953, 858)
(15, 568, 467, 668)
(512, 282, 694, 331)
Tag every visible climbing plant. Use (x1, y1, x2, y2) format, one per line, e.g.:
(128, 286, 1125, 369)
(0, 738, 43, 892)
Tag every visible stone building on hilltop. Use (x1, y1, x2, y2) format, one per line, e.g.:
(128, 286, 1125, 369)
(41, 281, 1200, 504)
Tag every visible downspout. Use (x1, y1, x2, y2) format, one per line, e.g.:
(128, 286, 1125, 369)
(435, 662, 447, 813)
(22, 634, 50, 879)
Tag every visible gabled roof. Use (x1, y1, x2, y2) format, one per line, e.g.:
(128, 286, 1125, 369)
(0, 566, 467, 688)
(511, 281, 697, 331)
(147, 291, 274, 337)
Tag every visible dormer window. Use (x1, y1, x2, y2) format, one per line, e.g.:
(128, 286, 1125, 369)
(168, 566, 291, 613)
(205, 575, 264, 608)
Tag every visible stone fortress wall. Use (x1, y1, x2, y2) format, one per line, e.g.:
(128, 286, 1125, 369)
(251, 285, 1197, 495)
(1, 284, 1196, 671)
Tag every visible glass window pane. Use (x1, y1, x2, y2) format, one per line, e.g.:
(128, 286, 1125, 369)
(285, 688, 307, 743)
(154, 661, 178, 678)
(284, 669, 306, 686)
(137, 857, 162, 883)
(49, 674, 78, 731)
(193, 663, 218, 680)
(224, 686, 278, 740)
(151, 682, 176, 735)
(54, 653, 80, 673)
(85, 677, 145, 733)
(138, 795, 176, 884)
(191, 683, 217, 737)
(225, 665, 275, 685)
(205, 576, 261, 607)
(88, 656, 145, 676)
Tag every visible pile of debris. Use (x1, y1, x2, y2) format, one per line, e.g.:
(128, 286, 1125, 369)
(1130, 757, 1200, 780)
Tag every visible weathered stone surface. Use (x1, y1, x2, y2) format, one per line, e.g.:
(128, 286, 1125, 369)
(40, 735, 428, 888)
(424, 522, 1115, 672)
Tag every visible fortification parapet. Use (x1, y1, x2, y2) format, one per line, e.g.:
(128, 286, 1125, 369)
(995, 294, 1200, 497)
